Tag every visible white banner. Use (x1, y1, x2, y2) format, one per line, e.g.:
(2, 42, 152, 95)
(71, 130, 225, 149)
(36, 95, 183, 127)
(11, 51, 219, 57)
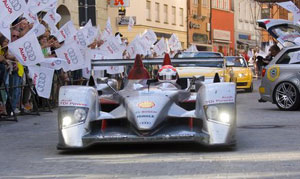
(58, 21, 77, 41)
(102, 17, 113, 40)
(40, 57, 69, 71)
(8, 32, 45, 66)
(128, 16, 135, 32)
(185, 44, 198, 52)
(29, 0, 57, 14)
(43, 8, 61, 27)
(0, 21, 11, 41)
(23, 9, 38, 23)
(84, 20, 98, 45)
(0, 0, 28, 26)
(153, 37, 166, 56)
(28, 22, 46, 37)
(29, 65, 55, 99)
(141, 29, 157, 46)
(106, 66, 124, 74)
(98, 36, 125, 59)
(168, 33, 182, 51)
(277, 1, 300, 25)
(55, 42, 85, 71)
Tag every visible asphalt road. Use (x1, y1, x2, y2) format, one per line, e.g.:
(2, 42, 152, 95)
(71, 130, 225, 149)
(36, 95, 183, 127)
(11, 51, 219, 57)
(1, 79, 300, 179)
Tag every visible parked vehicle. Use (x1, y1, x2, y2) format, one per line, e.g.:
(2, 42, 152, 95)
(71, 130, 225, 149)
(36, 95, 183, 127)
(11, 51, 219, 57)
(258, 19, 300, 110)
(226, 56, 253, 92)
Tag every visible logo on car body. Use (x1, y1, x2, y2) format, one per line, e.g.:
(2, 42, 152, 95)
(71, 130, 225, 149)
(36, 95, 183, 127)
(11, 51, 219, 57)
(138, 101, 155, 108)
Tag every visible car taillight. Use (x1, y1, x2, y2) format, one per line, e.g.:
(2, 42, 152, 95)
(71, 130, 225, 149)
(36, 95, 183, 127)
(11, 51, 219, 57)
(262, 68, 266, 77)
(264, 20, 270, 25)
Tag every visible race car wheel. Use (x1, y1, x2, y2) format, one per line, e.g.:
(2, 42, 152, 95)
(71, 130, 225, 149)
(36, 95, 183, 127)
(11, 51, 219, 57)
(273, 82, 300, 111)
(245, 83, 253, 93)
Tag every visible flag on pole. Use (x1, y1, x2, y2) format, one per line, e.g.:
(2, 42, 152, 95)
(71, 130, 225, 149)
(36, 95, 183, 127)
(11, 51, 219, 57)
(55, 42, 86, 71)
(153, 37, 166, 56)
(8, 32, 45, 66)
(128, 16, 135, 32)
(0, 0, 28, 26)
(28, 65, 55, 99)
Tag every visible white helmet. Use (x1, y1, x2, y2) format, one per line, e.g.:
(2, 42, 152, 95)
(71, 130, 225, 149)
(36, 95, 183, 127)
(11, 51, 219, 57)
(158, 65, 178, 83)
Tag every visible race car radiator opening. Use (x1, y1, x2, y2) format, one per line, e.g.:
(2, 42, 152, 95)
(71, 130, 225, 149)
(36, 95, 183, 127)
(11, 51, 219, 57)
(89, 117, 203, 137)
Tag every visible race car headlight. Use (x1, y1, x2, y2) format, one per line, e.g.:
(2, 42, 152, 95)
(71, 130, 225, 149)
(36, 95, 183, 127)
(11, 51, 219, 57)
(206, 106, 219, 119)
(74, 108, 87, 122)
(219, 112, 230, 123)
(59, 107, 89, 128)
(205, 105, 233, 125)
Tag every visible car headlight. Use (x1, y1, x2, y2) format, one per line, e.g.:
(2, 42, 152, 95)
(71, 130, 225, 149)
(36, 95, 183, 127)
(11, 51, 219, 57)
(60, 107, 88, 128)
(238, 73, 246, 78)
(205, 105, 232, 125)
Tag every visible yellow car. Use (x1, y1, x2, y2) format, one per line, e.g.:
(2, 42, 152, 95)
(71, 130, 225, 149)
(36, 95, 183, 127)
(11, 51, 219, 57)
(225, 56, 253, 92)
(175, 52, 235, 83)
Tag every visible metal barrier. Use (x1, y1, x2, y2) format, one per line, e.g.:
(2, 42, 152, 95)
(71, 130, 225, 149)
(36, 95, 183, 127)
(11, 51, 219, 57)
(0, 68, 88, 122)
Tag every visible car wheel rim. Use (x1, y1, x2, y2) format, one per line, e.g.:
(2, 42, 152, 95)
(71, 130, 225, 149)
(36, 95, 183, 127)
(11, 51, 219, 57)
(275, 83, 297, 109)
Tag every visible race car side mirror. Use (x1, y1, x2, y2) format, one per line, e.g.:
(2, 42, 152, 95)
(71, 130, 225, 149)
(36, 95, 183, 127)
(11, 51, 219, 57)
(98, 77, 109, 83)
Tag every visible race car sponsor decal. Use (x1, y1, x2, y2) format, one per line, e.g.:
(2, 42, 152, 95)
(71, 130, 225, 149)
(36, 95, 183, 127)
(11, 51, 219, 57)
(267, 66, 280, 82)
(202, 84, 236, 105)
(204, 96, 235, 105)
(59, 99, 88, 107)
(138, 101, 155, 108)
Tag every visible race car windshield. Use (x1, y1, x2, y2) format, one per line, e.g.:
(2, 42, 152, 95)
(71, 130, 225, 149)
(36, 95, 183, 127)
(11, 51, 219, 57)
(226, 57, 247, 67)
(270, 24, 300, 43)
(176, 52, 224, 68)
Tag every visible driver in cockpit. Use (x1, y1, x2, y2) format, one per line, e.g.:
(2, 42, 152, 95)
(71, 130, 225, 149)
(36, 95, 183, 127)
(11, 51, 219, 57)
(157, 65, 179, 89)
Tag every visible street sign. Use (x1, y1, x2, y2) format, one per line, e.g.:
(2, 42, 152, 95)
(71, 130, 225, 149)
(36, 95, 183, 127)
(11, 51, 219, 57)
(118, 7, 126, 16)
(117, 16, 136, 25)
(110, 0, 130, 7)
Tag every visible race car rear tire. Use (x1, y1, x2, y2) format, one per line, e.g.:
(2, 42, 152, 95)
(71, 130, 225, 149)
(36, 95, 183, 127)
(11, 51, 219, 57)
(273, 82, 300, 111)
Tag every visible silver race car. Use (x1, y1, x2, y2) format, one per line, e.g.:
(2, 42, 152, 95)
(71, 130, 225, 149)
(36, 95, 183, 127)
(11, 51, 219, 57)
(57, 54, 237, 150)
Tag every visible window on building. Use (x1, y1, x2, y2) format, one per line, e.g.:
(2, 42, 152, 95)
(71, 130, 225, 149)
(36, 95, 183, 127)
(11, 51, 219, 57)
(164, 4, 168, 23)
(261, 8, 270, 19)
(202, 0, 208, 7)
(180, 8, 184, 26)
(194, 0, 198, 5)
(218, 0, 223, 9)
(146, 1, 151, 20)
(172, 6, 176, 25)
(155, 2, 160, 22)
(212, 0, 217, 8)
(224, 0, 229, 10)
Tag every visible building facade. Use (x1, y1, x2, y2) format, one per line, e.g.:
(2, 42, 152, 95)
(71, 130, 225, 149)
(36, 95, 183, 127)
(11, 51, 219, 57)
(56, 0, 108, 28)
(211, 0, 234, 56)
(109, 0, 187, 49)
(234, 0, 261, 53)
(187, 0, 212, 51)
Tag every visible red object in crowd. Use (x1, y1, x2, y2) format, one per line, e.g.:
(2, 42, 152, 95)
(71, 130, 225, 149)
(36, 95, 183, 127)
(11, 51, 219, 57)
(128, 54, 150, 80)
(162, 53, 172, 66)
(243, 53, 249, 62)
(262, 68, 266, 77)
